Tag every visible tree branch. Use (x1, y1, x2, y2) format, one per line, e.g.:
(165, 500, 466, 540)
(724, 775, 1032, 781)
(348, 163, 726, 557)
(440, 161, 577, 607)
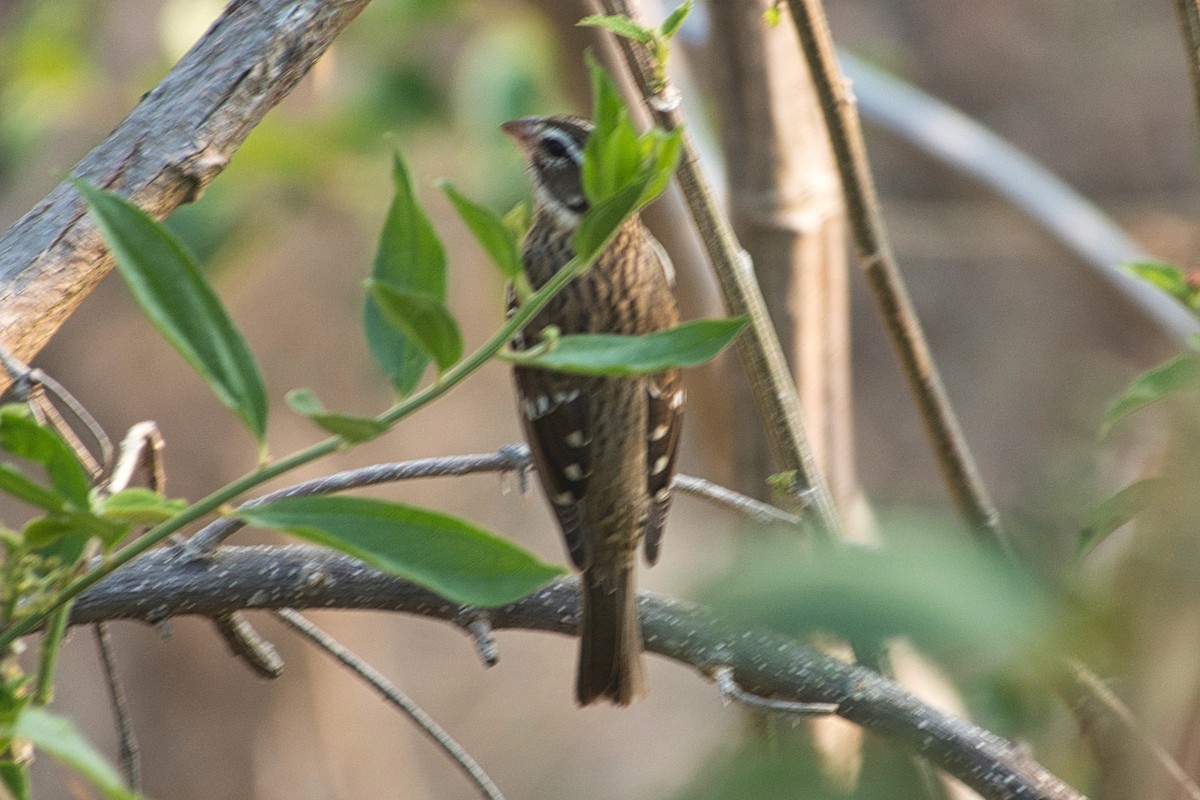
(782, 0, 1006, 551)
(596, 0, 843, 540)
(0, 0, 372, 388)
(69, 544, 1083, 800)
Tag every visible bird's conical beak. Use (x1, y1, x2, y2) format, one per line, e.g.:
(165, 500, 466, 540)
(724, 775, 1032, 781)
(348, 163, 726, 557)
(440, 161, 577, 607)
(500, 118, 538, 151)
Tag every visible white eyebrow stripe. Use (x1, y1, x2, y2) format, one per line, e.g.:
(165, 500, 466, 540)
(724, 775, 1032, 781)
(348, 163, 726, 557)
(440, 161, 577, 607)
(541, 127, 583, 163)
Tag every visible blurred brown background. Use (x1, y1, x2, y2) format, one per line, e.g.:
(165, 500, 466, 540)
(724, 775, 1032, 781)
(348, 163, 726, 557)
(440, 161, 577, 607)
(2, 0, 1195, 797)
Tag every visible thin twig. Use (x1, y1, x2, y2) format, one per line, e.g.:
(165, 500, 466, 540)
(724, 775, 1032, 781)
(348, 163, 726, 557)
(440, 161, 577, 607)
(840, 52, 1198, 344)
(782, 0, 1007, 553)
(673, 474, 803, 527)
(1176, 0, 1200, 148)
(596, 0, 843, 542)
(185, 447, 533, 552)
(184, 446, 807, 555)
(464, 616, 500, 667)
(212, 612, 284, 679)
(273, 608, 506, 800)
(1062, 658, 1200, 800)
(69, 545, 1085, 800)
(713, 666, 839, 717)
(94, 623, 140, 791)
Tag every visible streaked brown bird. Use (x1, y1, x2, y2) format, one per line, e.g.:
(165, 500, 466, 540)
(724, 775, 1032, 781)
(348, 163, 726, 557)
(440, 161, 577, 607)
(501, 115, 684, 705)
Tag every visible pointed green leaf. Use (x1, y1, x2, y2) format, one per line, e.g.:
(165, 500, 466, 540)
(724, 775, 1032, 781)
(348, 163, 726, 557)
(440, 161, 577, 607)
(75, 181, 268, 444)
(7, 707, 138, 800)
(237, 496, 564, 607)
(437, 181, 523, 280)
(25, 509, 126, 555)
(96, 488, 187, 527)
(638, 126, 684, 206)
(1102, 352, 1200, 435)
(660, 1, 694, 39)
(502, 201, 531, 243)
(369, 282, 463, 372)
(285, 388, 388, 443)
(1079, 477, 1167, 559)
(582, 56, 641, 203)
(364, 151, 448, 396)
(0, 464, 65, 513)
(0, 761, 29, 800)
(0, 405, 90, 508)
(578, 14, 655, 43)
(509, 317, 748, 376)
(1124, 260, 1200, 313)
(573, 175, 650, 262)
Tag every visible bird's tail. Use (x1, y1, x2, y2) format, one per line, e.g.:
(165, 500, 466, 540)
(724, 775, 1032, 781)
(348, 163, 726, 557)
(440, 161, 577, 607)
(576, 563, 645, 706)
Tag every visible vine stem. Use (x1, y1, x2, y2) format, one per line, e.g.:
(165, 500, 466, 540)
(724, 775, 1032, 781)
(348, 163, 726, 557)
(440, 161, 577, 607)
(0, 221, 623, 651)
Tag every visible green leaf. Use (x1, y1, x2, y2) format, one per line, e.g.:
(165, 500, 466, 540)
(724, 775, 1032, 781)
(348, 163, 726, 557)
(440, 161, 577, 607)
(637, 126, 684, 207)
(75, 181, 269, 445)
(577, 14, 655, 43)
(237, 496, 564, 607)
(581, 56, 642, 203)
(510, 317, 748, 376)
(0, 405, 90, 509)
(1079, 477, 1167, 558)
(96, 488, 187, 527)
(1124, 260, 1200, 313)
(502, 201, 531, 243)
(437, 181, 523, 280)
(660, 1, 694, 39)
(1102, 352, 1200, 435)
(285, 388, 388, 444)
(25, 509, 126, 555)
(707, 517, 1051, 663)
(0, 760, 30, 800)
(6, 707, 138, 800)
(0, 463, 65, 513)
(573, 175, 650, 261)
(364, 151, 449, 397)
(369, 282, 464, 372)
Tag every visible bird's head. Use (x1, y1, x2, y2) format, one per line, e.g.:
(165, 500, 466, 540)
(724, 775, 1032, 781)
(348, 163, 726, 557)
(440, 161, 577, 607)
(501, 115, 593, 229)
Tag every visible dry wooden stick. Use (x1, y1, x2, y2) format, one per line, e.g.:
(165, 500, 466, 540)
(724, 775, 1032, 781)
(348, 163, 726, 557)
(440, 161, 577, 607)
(782, 0, 1007, 552)
(0, 0, 372, 390)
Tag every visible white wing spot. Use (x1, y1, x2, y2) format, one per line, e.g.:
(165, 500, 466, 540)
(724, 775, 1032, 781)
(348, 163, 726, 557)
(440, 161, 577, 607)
(553, 389, 581, 404)
(647, 382, 664, 399)
(669, 391, 684, 409)
(552, 490, 574, 505)
(565, 430, 589, 448)
(651, 456, 670, 475)
(563, 464, 584, 481)
(654, 488, 671, 502)
(649, 423, 669, 441)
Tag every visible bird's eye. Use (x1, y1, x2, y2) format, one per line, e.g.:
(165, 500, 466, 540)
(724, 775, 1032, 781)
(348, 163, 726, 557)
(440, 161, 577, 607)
(542, 137, 570, 159)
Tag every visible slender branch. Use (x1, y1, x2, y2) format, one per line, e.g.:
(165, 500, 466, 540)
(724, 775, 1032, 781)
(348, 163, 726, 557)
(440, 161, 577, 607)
(1061, 658, 1200, 800)
(94, 623, 140, 792)
(0, 214, 630, 651)
(0, 0, 373, 386)
(212, 612, 284, 679)
(841, 53, 1199, 345)
(1177, 0, 1200, 148)
(187, 448, 531, 552)
(273, 609, 506, 800)
(782, 0, 1007, 552)
(186, 446, 801, 553)
(69, 544, 1084, 800)
(713, 666, 839, 717)
(596, 0, 843, 541)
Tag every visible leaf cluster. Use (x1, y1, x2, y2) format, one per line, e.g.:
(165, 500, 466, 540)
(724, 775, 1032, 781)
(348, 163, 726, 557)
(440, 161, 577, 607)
(0, 56, 743, 798)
